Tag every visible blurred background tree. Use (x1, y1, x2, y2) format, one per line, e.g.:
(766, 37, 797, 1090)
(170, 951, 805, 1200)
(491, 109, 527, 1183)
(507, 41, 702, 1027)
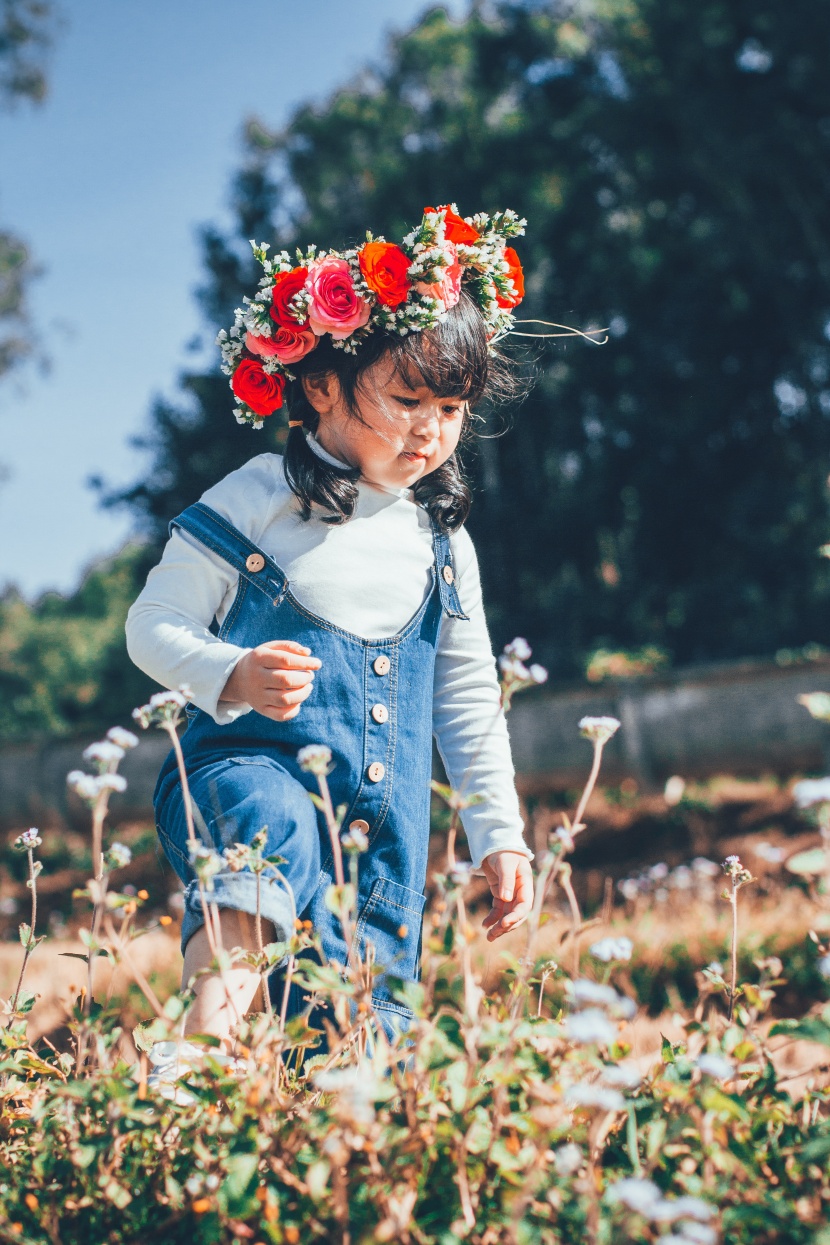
(8, 0, 830, 740)
(109, 0, 830, 679)
(0, 0, 55, 376)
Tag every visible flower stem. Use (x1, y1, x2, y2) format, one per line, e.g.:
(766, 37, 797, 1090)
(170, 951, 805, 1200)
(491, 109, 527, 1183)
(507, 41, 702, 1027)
(9, 847, 38, 1015)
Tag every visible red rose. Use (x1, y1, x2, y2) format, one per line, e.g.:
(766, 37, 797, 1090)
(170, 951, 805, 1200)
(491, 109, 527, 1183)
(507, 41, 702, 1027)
(496, 246, 525, 308)
(271, 267, 309, 328)
(425, 204, 480, 245)
(358, 241, 411, 307)
(231, 358, 285, 416)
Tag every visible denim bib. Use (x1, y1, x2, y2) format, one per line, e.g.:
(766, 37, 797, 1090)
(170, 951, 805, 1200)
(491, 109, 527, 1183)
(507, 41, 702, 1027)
(153, 499, 468, 1030)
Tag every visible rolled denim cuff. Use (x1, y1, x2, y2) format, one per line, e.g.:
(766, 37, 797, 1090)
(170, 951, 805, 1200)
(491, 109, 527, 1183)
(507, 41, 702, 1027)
(179, 868, 296, 955)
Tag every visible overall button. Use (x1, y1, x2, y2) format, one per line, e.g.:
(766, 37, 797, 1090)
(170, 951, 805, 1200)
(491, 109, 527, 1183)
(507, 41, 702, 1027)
(373, 655, 391, 676)
(246, 553, 265, 573)
(367, 762, 385, 783)
(371, 703, 388, 724)
(442, 564, 454, 585)
(349, 818, 370, 835)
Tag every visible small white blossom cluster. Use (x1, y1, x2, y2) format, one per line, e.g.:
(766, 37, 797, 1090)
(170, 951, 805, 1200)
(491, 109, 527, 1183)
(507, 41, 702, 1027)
(104, 842, 132, 871)
(132, 688, 193, 730)
(606, 1178, 716, 1241)
(341, 824, 369, 854)
(498, 637, 548, 708)
(793, 777, 830, 808)
(66, 770, 127, 803)
(723, 854, 753, 886)
(617, 857, 721, 904)
(297, 744, 333, 776)
(696, 1052, 735, 1081)
(13, 827, 42, 852)
(578, 715, 621, 745)
(564, 977, 637, 1058)
(188, 843, 224, 890)
(589, 935, 633, 963)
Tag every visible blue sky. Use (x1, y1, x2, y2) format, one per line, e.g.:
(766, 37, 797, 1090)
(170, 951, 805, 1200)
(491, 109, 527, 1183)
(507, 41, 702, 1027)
(0, 0, 464, 598)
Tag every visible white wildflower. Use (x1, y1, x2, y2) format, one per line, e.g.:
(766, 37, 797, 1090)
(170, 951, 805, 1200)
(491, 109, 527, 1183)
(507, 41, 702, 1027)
(82, 740, 125, 770)
(105, 843, 132, 870)
(691, 857, 720, 877)
(818, 955, 830, 979)
(664, 775, 686, 805)
(13, 827, 42, 851)
(341, 826, 369, 853)
(314, 1065, 377, 1126)
(564, 1083, 625, 1111)
(552, 1143, 583, 1176)
(503, 637, 531, 660)
(753, 841, 785, 864)
(564, 1008, 617, 1046)
(578, 715, 621, 744)
(600, 1063, 642, 1088)
(793, 778, 830, 808)
(590, 935, 633, 963)
(529, 663, 548, 684)
(606, 1177, 662, 1215)
(296, 744, 333, 775)
(649, 862, 669, 881)
(568, 979, 620, 1009)
(696, 1052, 734, 1081)
(106, 726, 139, 750)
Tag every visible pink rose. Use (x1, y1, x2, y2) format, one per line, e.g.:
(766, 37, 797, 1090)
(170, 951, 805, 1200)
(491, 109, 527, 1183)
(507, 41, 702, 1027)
(306, 255, 371, 339)
(415, 243, 463, 311)
(246, 327, 317, 365)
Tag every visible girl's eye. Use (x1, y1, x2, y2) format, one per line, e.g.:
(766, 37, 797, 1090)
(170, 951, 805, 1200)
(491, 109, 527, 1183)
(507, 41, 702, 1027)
(442, 405, 463, 417)
(394, 396, 419, 409)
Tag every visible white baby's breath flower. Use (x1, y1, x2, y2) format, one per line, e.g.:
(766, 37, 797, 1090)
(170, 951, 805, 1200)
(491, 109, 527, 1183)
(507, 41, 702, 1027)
(14, 828, 42, 851)
(105, 842, 132, 870)
(552, 1142, 583, 1176)
(529, 663, 548, 684)
(793, 777, 830, 808)
(297, 744, 333, 775)
(106, 726, 139, 750)
(753, 841, 785, 864)
(590, 935, 633, 963)
(564, 1008, 617, 1046)
(504, 637, 531, 660)
(568, 979, 621, 1009)
(606, 1178, 662, 1215)
(578, 715, 621, 744)
(565, 1083, 625, 1111)
(600, 1063, 642, 1088)
(82, 740, 125, 770)
(696, 1052, 734, 1081)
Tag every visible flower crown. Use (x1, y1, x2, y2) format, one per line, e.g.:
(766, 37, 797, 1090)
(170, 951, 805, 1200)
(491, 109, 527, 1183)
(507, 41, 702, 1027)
(216, 204, 527, 429)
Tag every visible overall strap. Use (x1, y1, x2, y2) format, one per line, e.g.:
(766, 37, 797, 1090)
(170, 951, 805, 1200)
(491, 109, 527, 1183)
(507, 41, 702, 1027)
(431, 526, 469, 621)
(170, 503, 289, 606)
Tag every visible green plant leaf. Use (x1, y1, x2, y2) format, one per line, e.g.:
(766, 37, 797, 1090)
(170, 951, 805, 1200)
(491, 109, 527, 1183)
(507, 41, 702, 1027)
(785, 848, 828, 876)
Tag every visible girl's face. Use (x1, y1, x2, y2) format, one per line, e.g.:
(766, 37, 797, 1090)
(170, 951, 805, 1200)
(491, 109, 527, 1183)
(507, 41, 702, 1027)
(303, 358, 467, 491)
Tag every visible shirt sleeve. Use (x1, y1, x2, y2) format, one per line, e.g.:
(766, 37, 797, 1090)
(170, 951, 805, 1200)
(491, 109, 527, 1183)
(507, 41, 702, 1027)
(124, 456, 278, 724)
(432, 528, 532, 869)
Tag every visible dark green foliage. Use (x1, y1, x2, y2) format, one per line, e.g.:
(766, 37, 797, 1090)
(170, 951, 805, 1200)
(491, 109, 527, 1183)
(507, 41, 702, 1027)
(109, 0, 830, 677)
(0, 544, 157, 740)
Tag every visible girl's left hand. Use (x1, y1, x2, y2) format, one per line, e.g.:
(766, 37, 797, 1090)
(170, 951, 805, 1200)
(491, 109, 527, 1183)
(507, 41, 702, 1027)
(480, 851, 534, 941)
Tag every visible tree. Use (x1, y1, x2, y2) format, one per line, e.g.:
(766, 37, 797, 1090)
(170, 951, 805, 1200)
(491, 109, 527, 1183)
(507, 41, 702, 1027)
(111, 0, 830, 676)
(0, 0, 55, 378)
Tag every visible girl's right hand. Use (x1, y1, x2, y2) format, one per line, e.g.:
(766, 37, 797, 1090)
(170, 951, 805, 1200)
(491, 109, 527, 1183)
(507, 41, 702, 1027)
(220, 640, 321, 721)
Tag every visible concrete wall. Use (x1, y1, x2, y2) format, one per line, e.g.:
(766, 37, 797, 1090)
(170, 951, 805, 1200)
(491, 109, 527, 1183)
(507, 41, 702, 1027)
(2, 657, 830, 828)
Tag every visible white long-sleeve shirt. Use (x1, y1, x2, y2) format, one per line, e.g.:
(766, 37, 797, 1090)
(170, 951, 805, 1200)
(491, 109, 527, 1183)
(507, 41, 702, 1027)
(125, 443, 530, 868)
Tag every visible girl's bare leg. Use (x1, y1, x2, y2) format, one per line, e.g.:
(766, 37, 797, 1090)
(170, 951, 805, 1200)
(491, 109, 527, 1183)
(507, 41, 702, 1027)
(181, 908, 276, 1049)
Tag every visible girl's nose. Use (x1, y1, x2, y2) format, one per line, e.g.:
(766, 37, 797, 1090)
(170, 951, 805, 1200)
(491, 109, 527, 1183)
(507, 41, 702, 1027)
(410, 408, 441, 440)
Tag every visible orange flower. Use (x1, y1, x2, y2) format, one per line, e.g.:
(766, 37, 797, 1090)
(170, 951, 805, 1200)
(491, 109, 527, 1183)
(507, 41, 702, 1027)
(159, 915, 173, 926)
(496, 246, 525, 308)
(425, 204, 480, 245)
(358, 241, 411, 307)
(191, 1198, 212, 1214)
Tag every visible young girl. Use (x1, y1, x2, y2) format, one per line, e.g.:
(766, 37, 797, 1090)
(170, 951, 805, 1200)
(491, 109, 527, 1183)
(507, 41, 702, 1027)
(126, 204, 534, 1055)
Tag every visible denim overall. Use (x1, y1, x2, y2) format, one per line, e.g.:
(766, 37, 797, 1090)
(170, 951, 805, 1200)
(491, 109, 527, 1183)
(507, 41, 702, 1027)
(153, 500, 468, 1035)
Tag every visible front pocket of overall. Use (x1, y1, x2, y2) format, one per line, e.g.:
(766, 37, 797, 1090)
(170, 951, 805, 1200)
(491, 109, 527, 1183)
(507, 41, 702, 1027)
(354, 877, 427, 1008)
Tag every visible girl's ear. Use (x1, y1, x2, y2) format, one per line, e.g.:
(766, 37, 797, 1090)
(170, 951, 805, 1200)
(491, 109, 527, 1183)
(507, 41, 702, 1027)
(301, 372, 341, 415)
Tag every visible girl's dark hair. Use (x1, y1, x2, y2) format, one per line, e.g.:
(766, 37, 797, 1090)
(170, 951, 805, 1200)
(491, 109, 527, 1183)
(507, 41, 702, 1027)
(282, 291, 518, 532)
